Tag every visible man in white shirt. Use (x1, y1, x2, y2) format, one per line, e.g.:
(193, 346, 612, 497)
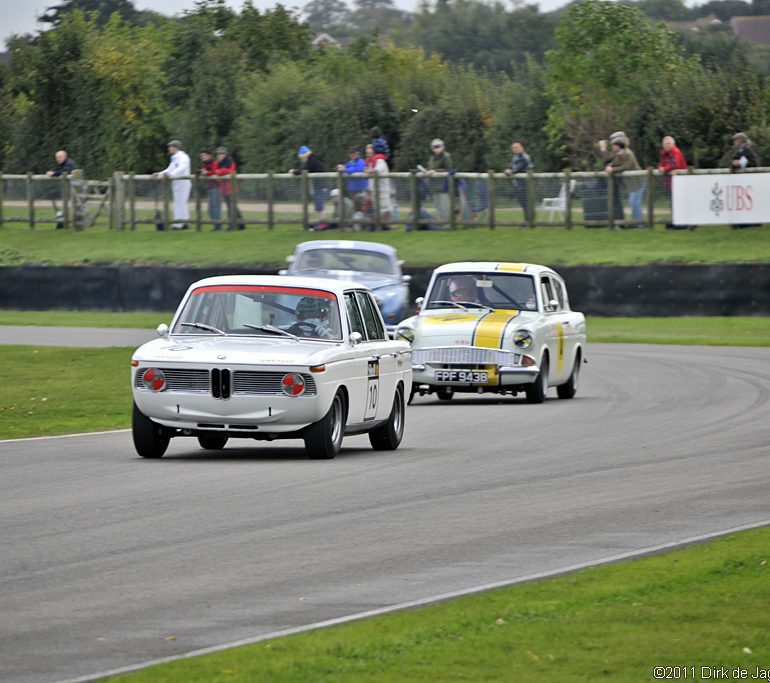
(156, 139, 191, 230)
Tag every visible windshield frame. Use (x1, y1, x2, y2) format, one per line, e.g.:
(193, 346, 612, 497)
(171, 284, 344, 342)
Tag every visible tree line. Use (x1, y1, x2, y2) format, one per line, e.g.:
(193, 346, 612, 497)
(0, 0, 767, 178)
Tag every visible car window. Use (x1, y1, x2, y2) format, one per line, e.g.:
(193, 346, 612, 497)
(425, 273, 537, 311)
(297, 249, 396, 275)
(551, 277, 565, 310)
(173, 285, 342, 340)
(345, 292, 366, 338)
(540, 277, 555, 311)
(355, 291, 387, 341)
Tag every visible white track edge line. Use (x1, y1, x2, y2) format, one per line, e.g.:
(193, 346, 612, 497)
(0, 429, 129, 444)
(54, 517, 770, 683)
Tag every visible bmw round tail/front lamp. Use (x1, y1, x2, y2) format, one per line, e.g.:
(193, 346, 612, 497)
(142, 368, 166, 392)
(281, 373, 306, 396)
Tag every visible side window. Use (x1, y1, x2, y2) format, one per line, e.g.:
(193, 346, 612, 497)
(540, 277, 554, 311)
(551, 277, 565, 310)
(355, 291, 386, 341)
(345, 293, 366, 337)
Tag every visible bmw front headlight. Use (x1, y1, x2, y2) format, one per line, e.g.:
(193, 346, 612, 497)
(514, 330, 533, 349)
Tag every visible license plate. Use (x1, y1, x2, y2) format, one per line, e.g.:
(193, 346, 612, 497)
(434, 369, 489, 383)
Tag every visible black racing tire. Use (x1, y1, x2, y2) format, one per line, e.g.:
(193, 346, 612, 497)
(132, 402, 170, 458)
(305, 390, 346, 459)
(525, 354, 549, 404)
(198, 433, 229, 450)
(369, 384, 405, 451)
(557, 351, 581, 400)
(436, 386, 454, 401)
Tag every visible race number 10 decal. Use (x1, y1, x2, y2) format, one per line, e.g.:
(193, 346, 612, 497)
(364, 359, 380, 420)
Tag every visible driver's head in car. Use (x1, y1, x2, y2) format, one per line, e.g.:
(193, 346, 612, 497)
(294, 296, 332, 336)
(449, 275, 479, 303)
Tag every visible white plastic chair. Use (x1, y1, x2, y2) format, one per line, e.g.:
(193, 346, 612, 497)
(540, 179, 576, 222)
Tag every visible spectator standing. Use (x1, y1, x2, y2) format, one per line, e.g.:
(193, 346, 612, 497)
(365, 143, 393, 230)
(605, 138, 645, 227)
(731, 132, 760, 171)
(156, 139, 191, 230)
(504, 141, 533, 224)
(322, 188, 355, 231)
(199, 149, 221, 229)
(293, 145, 326, 225)
(47, 150, 77, 178)
(337, 146, 367, 211)
(426, 138, 454, 222)
(46, 150, 77, 229)
(730, 132, 761, 228)
(657, 136, 688, 229)
(370, 127, 391, 162)
(604, 139, 630, 224)
(213, 146, 244, 230)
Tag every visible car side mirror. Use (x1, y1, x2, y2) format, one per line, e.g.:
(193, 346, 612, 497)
(546, 299, 559, 312)
(415, 296, 424, 307)
(349, 331, 363, 346)
(156, 323, 169, 337)
(402, 274, 412, 283)
(278, 269, 288, 276)
(286, 255, 295, 263)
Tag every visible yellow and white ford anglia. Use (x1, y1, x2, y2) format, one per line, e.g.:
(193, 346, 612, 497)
(396, 262, 586, 403)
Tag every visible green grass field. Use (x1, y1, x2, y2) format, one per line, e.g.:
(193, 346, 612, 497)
(0, 346, 132, 439)
(105, 525, 770, 682)
(1, 214, 769, 267)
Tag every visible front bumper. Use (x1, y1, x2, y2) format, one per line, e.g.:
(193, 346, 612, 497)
(410, 345, 539, 389)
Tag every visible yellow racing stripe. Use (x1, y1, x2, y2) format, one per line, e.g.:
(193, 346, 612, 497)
(472, 309, 520, 349)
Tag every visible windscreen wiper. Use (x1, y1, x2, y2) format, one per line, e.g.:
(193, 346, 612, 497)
(179, 322, 225, 335)
(243, 323, 299, 340)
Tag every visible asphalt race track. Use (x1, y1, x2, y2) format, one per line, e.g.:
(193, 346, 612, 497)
(1, 343, 769, 683)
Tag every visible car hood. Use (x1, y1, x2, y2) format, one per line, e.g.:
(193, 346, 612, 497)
(132, 335, 336, 367)
(411, 309, 539, 347)
(291, 269, 402, 291)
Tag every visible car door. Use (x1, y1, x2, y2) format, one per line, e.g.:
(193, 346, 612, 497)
(343, 291, 371, 426)
(549, 275, 576, 381)
(539, 275, 561, 384)
(355, 290, 398, 422)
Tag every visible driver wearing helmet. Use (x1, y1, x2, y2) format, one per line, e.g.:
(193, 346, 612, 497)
(291, 296, 333, 337)
(448, 275, 480, 303)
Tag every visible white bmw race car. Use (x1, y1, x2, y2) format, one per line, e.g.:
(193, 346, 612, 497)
(131, 275, 412, 459)
(396, 262, 586, 403)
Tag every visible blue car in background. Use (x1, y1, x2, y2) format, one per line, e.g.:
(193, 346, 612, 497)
(280, 240, 411, 336)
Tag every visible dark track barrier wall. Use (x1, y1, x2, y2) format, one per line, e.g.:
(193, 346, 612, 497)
(0, 264, 768, 317)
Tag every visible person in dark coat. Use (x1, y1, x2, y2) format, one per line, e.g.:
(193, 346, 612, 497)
(731, 132, 760, 171)
(504, 141, 533, 223)
(293, 145, 327, 224)
(46, 150, 77, 177)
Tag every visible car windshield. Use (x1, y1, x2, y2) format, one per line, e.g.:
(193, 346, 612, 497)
(172, 285, 343, 341)
(426, 272, 538, 311)
(295, 248, 397, 276)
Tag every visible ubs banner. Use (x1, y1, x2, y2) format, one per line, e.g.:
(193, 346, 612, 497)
(672, 173, 769, 225)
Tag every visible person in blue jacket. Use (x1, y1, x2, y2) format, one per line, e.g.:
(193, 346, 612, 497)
(337, 146, 367, 211)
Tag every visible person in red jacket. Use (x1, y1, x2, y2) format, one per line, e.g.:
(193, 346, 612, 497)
(658, 136, 688, 194)
(658, 135, 688, 229)
(213, 146, 245, 230)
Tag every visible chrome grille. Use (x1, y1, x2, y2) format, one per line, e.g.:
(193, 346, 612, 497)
(233, 371, 317, 396)
(412, 347, 520, 366)
(134, 368, 210, 393)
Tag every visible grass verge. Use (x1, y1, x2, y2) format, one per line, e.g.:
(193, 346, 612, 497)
(1, 311, 768, 347)
(1, 219, 770, 267)
(0, 346, 132, 439)
(105, 525, 770, 682)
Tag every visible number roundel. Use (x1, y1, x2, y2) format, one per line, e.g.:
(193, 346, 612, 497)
(281, 373, 306, 397)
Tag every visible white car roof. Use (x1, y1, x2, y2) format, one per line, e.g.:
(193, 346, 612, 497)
(294, 240, 398, 257)
(432, 262, 559, 277)
(184, 274, 370, 297)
